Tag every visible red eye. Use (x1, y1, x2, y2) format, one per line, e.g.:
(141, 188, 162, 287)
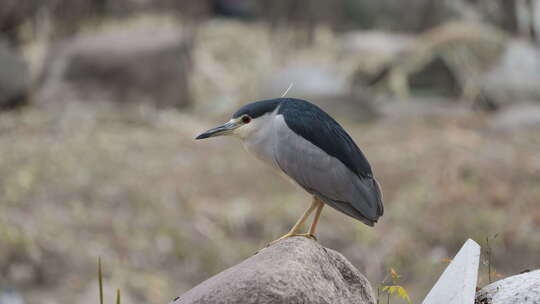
(242, 116, 251, 124)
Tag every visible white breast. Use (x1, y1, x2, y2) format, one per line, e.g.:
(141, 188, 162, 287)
(232, 109, 299, 187)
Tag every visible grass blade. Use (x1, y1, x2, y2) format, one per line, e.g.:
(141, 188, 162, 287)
(116, 288, 121, 304)
(98, 257, 104, 304)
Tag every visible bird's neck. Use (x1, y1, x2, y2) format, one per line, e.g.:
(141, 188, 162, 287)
(241, 115, 278, 169)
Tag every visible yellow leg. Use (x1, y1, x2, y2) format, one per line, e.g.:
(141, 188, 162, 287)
(267, 197, 327, 247)
(266, 198, 318, 246)
(308, 198, 324, 236)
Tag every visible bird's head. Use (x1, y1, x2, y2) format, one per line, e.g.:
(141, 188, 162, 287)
(195, 99, 282, 140)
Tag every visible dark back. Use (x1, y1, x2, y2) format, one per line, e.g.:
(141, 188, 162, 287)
(278, 98, 373, 178)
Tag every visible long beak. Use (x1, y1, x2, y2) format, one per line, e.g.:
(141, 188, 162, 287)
(195, 120, 241, 139)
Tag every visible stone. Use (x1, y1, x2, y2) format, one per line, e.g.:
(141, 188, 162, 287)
(170, 237, 376, 304)
(475, 269, 540, 304)
(261, 65, 378, 122)
(482, 39, 540, 106)
(37, 20, 192, 108)
(262, 65, 349, 100)
(363, 22, 506, 101)
(422, 239, 481, 304)
(340, 30, 414, 75)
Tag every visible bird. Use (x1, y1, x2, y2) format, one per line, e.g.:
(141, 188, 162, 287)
(196, 98, 383, 245)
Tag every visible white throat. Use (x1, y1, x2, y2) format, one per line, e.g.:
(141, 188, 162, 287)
(234, 110, 280, 169)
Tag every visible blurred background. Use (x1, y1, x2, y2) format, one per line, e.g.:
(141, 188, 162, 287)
(1, 0, 539, 303)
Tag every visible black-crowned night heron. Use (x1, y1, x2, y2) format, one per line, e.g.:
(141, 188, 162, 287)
(196, 98, 383, 245)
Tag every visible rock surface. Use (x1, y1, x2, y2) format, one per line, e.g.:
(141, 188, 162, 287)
(262, 65, 349, 99)
(482, 39, 540, 106)
(475, 269, 540, 304)
(422, 239, 481, 304)
(261, 65, 378, 122)
(170, 237, 376, 304)
(38, 21, 191, 108)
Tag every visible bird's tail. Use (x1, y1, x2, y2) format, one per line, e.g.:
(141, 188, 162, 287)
(316, 177, 384, 227)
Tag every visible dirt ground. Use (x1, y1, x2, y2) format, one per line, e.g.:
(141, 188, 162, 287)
(1, 100, 539, 303)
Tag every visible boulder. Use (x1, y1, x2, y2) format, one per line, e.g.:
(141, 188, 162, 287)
(482, 39, 540, 106)
(363, 22, 506, 101)
(261, 65, 378, 122)
(38, 20, 192, 108)
(475, 269, 540, 304)
(0, 39, 29, 109)
(340, 30, 414, 75)
(262, 65, 349, 100)
(170, 237, 376, 304)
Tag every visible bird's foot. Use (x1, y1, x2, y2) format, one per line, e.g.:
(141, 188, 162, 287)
(265, 233, 317, 248)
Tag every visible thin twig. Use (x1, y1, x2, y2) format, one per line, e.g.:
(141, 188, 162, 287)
(486, 236, 491, 283)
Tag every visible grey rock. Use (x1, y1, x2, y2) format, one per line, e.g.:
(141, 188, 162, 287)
(0, 39, 29, 109)
(262, 65, 349, 99)
(38, 21, 191, 108)
(423, 239, 481, 304)
(362, 22, 506, 101)
(483, 39, 540, 106)
(475, 269, 540, 304)
(491, 103, 540, 131)
(171, 237, 376, 304)
(262, 65, 378, 122)
(340, 30, 414, 74)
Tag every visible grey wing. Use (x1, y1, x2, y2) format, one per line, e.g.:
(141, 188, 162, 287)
(273, 116, 383, 226)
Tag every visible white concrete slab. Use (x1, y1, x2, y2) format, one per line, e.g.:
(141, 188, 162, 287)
(422, 239, 481, 304)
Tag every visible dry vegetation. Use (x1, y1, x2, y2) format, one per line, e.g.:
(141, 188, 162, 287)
(1, 5, 540, 302)
(1, 98, 539, 303)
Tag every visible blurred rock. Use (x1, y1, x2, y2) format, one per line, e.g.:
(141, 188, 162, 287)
(490, 103, 540, 131)
(341, 31, 414, 75)
(171, 237, 376, 304)
(475, 269, 540, 304)
(0, 39, 29, 110)
(263, 65, 348, 99)
(38, 20, 192, 108)
(365, 22, 506, 102)
(482, 39, 540, 106)
(262, 65, 377, 121)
